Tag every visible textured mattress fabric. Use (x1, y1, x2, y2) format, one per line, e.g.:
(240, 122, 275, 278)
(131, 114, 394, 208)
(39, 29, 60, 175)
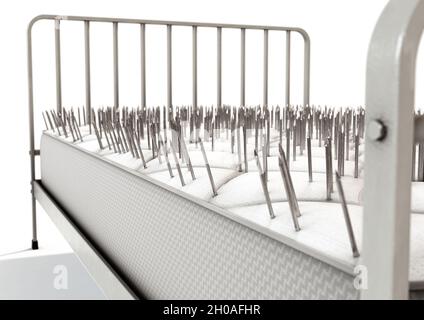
(41, 133, 362, 299)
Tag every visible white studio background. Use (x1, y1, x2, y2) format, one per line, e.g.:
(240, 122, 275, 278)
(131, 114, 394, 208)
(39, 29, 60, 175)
(1, 0, 424, 261)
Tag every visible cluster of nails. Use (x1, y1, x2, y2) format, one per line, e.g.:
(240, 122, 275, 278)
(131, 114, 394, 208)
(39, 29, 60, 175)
(42, 104, 365, 258)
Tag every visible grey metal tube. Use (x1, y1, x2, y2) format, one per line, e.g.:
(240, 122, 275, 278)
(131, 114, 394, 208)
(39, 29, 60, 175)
(285, 31, 291, 107)
(113, 22, 119, 108)
(263, 29, 268, 108)
(55, 19, 62, 114)
(240, 28, 245, 107)
(192, 26, 198, 111)
(167, 25, 172, 114)
(27, 22, 38, 249)
(30, 15, 310, 33)
(84, 21, 91, 134)
(303, 33, 310, 107)
(140, 24, 146, 108)
(217, 27, 222, 108)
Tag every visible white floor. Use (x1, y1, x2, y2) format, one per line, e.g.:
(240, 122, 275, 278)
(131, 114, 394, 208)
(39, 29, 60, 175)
(0, 204, 105, 299)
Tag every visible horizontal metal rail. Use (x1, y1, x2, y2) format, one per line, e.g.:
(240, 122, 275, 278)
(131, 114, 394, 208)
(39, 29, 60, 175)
(29, 14, 311, 32)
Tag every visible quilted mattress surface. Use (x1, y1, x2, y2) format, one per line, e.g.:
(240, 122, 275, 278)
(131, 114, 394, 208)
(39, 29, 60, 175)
(40, 133, 361, 299)
(40, 130, 424, 299)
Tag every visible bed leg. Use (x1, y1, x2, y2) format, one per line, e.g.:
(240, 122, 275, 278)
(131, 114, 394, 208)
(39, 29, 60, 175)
(31, 186, 38, 250)
(32, 240, 38, 250)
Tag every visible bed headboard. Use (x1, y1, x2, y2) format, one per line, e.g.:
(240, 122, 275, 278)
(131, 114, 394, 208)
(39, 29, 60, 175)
(27, 15, 311, 298)
(362, 0, 424, 300)
(27, 15, 311, 182)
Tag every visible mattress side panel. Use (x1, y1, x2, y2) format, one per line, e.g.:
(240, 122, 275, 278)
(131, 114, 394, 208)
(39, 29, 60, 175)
(40, 134, 358, 299)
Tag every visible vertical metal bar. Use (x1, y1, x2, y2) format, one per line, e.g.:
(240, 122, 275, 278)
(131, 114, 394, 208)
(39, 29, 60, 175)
(263, 29, 268, 108)
(84, 21, 91, 134)
(55, 19, 62, 114)
(303, 32, 311, 107)
(167, 25, 173, 116)
(27, 22, 38, 250)
(361, 0, 424, 300)
(285, 31, 291, 107)
(140, 24, 146, 108)
(217, 27, 222, 108)
(113, 22, 119, 108)
(192, 26, 198, 111)
(240, 28, 246, 107)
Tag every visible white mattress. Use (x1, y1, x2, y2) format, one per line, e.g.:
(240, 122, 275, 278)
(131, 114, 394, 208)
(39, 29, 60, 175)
(41, 126, 424, 286)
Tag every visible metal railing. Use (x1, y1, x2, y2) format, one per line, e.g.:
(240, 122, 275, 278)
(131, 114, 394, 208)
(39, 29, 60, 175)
(27, 14, 310, 250)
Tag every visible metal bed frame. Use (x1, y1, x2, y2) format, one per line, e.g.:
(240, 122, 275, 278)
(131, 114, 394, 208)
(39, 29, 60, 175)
(27, 14, 310, 299)
(26, 0, 424, 299)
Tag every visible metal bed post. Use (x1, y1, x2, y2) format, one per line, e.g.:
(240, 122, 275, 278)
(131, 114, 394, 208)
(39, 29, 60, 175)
(361, 0, 424, 300)
(303, 32, 310, 107)
(27, 20, 38, 250)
